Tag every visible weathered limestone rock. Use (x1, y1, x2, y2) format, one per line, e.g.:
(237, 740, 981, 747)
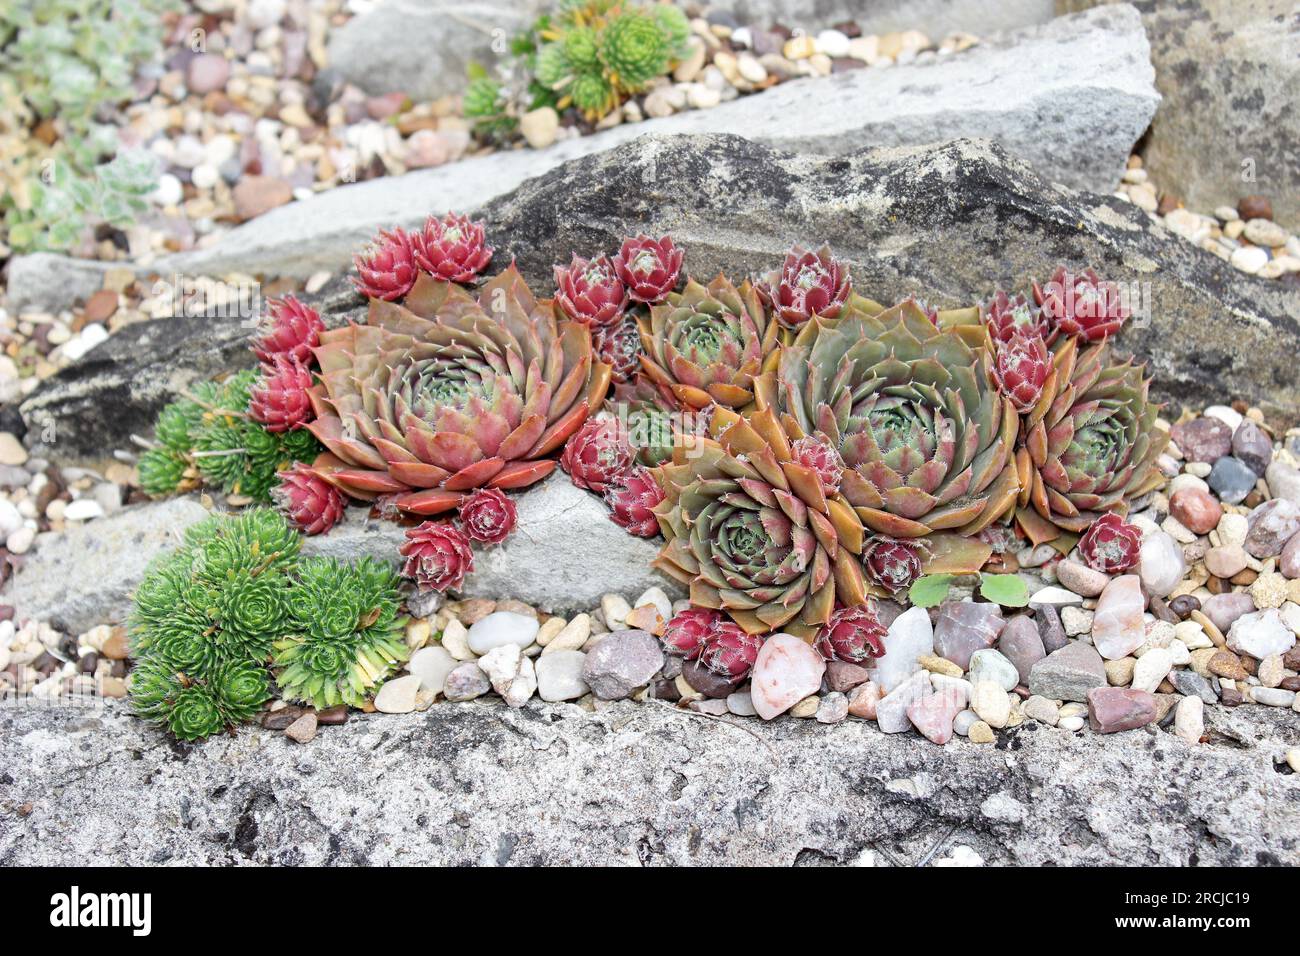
(27, 132, 1300, 465)
(152, 5, 1157, 279)
(2, 699, 1295, 865)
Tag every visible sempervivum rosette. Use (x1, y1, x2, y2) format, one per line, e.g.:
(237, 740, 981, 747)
(253, 296, 324, 366)
(637, 274, 779, 411)
(1013, 336, 1167, 544)
(756, 243, 852, 331)
(554, 254, 629, 327)
(813, 603, 887, 664)
(604, 465, 666, 537)
(458, 488, 517, 544)
(353, 228, 419, 301)
(410, 212, 493, 283)
(651, 405, 868, 638)
(307, 266, 612, 514)
(274, 463, 346, 535)
(982, 290, 1053, 345)
(1033, 267, 1129, 342)
(613, 234, 683, 304)
(1077, 512, 1141, 574)
(760, 299, 1020, 542)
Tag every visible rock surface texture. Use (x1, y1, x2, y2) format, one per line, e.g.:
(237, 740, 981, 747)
(25, 131, 1300, 461)
(4, 473, 680, 628)
(1, 700, 1295, 865)
(151, 6, 1157, 279)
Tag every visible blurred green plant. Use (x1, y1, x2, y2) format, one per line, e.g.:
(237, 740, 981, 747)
(0, 0, 178, 253)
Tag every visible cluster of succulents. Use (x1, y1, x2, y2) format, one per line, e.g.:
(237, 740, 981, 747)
(128, 508, 408, 739)
(137, 296, 326, 512)
(1, 0, 175, 251)
(399, 487, 519, 593)
(464, 0, 692, 137)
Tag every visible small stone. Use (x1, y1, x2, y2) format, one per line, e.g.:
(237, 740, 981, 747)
(1087, 687, 1157, 733)
(406, 645, 456, 695)
(1251, 687, 1296, 707)
(1092, 575, 1146, 659)
(1028, 641, 1107, 702)
(814, 29, 851, 57)
(996, 614, 1045, 682)
(1139, 532, 1186, 599)
(519, 106, 559, 150)
(1169, 668, 1218, 703)
(1171, 416, 1233, 463)
(449, 598, 496, 625)
(600, 593, 632, 630)
(1207, 649, 1248, 680)
(971, 680, 1011, 728)
(63, 499, 104, 522)
(1028, 586, 1085, 608)
(874, 605, 933, 692)
(823, 660, 871, 692)
(467, 611, 540, 654)
(1230, 245, 1269, 275)
(681, 659, 742, 698)
(952, 709, 977, 736)
(1257, 653, 1285, 688)
(1238, 195, 1273, 221)
(968, 721, 995, 744)
(1054, 559, 1109, 597)
(726, 691, 757, 716)
(968, 648, 1018, 691)
(1208, 456, 1258, 504)
(785, 695, 818, 718)
(1265, 461, 1300, 506)
(815, 691, 849, 723)
(187, 53, 230, 94)
(1202, 592, 1256, 633)
(876, 670, 931, 733)
(1023, 695, 1059, 725)
(1243, 218, 1287, 247)
(1250, 571, 1290, 609)
(749, 633, 826, 719)
(690, 698, 729, 716)
(1169, 487, 1222, 534)
(581, 629, 663, 700)
(542, 613, 591, 654)
(373, 674, 421, 713)
(438, 619, 474, 660)
(233, 175, 293, 221)
(442, 662, 490, 701)
(100, 629, 130, 660)
(531, 648, 587, 702)
(1245, 499, 1300, 558)
(1205, 544, 1249, 578)
(918, 653, 963, 678)
(1035, 604, 1069, 653)
(1131, 647, 1175, 692)
(624, 604, 665, 635)
(1105, 656, 1135, 686)
(1231, 420, 1272, 475)
(1058, 714, 1086, 731)
(907, 688, 961, 744)
(1227, 608, 1295, 658)
(783, 35, 816, 59)
(846, 681, 880, 719)
(284, 712, 318, 743)
(1282, 533, 1300, 579)
(933, 600, 1004, 669)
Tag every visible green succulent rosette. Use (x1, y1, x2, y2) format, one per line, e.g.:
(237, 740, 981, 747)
(272, 556, 409, 710)
(600, 8, 673, 90)
(131, 658, 270, 741)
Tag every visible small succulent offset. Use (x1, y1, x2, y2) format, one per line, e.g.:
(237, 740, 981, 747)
(1077, 512, 1142, 574)
(530, 0, 692, 121)
(128, 509, 299, 741)
(272, 556, 409, 710)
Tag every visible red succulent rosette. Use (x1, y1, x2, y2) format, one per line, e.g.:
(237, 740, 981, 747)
(353, 227, 419, 301)
(560, 417, 635, 494)
(813, 603, 887, 663)
(253, 295, 324, 366)
(861, 536, 928, 596)
(592, 313, 643, 384)
(457, 487, 517, 545)
(273, 463, 346, 535)
(982, 289, 1052, 344)
(553, 254, 628, 327)
(612, 234, 683, 304)
(604, 466, 666, 538)
(1077, 512, 1141, 574)
(661, 607, 723, 659)
(249, 355, 314, 432)
(1033, 267, 1129, 342)
(399, 521, 475, 592)
(756, 243, 852, 330)
(410, 212, 493, 283)
(790, 434, 844, 496)
(697, 620, 764, 679)
(992, 333, 1051, 413)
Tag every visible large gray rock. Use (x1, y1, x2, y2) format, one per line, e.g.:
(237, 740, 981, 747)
(327, 0, 545, 101)
(22, 132, 1300, 464)
(721, 0, 1054, 36)
(1, 697, 1295, 865)
(4, 472, 679, 629)
(301, 471, 681, 613)
(3, 497, 210, 633)
(157, 5, 1156, 280)
(1064, 0, 1300, 230)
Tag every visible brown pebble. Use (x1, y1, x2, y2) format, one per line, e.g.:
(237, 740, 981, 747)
(82, 289, 119, 324)
(1279, 676, 1300, 692)
(1156, 678, 1177, 694)
(315, 704, 349, 725)
(1148, 595, 1180, 624)
(494, 598, 538, 620)
(1229, 568, 1258, 586)
(99, 628, 130, 660)
(1156, 194, 1181, 216)
(1168, 594, 1200, 618)
(110, 660, 127, 678)
(1237, 195, 1273, 221)
(447, 598, 496, 625)
(261, 705, 305, 730)
(78, 651, 99, 674)
(284, 712, 318, 744)
(1206, 575, 1229, 594)
(1208, 649, 1248, 681)
(1239, 654, 1257, 676)
(1220, 683, 1244, 706)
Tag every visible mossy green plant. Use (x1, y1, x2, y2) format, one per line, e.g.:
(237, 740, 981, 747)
(273, 557, 409, 710)
(139, 370, 321, 503)
(129, 509, 409, 740)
